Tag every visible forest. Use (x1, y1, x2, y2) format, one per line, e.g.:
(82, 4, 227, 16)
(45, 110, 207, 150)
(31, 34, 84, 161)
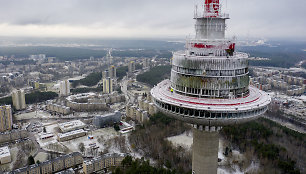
(116, 66, 128, 80)
(72, 72, 102, 87)
(127, 112, 305, 174)
(25, 91, 58, 104)
(112, 49, 172, 59)
(221, 118, 304, 174)
(239, 43, 306, 68)
(70, 87, 102, 94)
(136, 65, 171, 86)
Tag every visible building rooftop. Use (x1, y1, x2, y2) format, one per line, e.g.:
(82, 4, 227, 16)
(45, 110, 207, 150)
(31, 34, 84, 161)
(96, 111, 121, 118)
(0, 146, 10, 158)
(58, 120, 86, 132)
(40, 133, 54, 139)
(58, 129, 87, 139)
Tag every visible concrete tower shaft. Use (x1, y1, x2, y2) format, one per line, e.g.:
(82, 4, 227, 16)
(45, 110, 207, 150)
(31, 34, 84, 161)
(192, 128, 219, 174)
(195, 18, 226, 39)
(194, 0, 229, 39)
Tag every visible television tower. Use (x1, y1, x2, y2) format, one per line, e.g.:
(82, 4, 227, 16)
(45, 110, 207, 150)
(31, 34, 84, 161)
(151, 0, 271, 173)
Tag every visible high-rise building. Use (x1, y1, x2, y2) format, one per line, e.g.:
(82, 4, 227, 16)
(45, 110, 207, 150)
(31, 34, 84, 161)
(142, 59, 150, 69)
(0, 105, 13, 132)
(103, 77, 113, 94)
(151, 1, 271, 173)
(109, 65, 116, 79)
(106, 49, 113, 65)
(12, 89, 26, 110)
(128, 61, 136, 73)
(102, 70, 110, 79)
(60, 80, 70, 97)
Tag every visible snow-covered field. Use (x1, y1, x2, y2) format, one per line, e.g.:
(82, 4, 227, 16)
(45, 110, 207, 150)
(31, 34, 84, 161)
(61, 127, 118, 153)
(15, 110, 51, 120)
(166, 131, 193, 149)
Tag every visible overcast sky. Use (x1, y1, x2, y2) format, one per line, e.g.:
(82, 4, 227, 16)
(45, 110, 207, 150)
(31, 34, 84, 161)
(0, 0, 305, 40)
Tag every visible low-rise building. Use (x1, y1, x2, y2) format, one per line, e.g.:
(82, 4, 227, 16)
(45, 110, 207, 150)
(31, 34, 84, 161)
(58, 129, 87, 142)
(40, 160, 53, 174)
(93, 111, 121, 128)
(46, 104, 71, 115)
(0, 129, 28, 144)
(82, 153, 126, 174)
(0, 146, 11, 164)
(126, 104, 151, 124)
(58, 120, 86, 133)
(11, 152, 83, 174)
(27, 164, 41, 174)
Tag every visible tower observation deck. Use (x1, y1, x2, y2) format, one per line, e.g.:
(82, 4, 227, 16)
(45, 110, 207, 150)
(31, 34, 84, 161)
(151, 0, 271, 173)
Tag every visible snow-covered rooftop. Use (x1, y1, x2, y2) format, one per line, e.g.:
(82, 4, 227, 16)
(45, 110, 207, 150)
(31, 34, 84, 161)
(0, 146, 10, 158)
(58, 129, 87, 139)
(58, 120, 86, 133)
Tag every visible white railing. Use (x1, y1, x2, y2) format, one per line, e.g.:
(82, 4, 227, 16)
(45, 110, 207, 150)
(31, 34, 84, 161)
(194, 12, 229, 19)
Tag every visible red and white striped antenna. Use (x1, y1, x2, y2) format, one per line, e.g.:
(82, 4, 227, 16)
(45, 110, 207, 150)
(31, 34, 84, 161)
(204, 0, 220, 17)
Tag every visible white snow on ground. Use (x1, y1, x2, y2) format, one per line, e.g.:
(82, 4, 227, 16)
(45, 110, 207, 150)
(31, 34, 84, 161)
(218, 161, 260, 174)
(166, 131, 193, 149)
(15, 110, 54, 120)
(44, 122, 58, 133)
(166, 131, 225, 160)
(61, 128, 118, 153)
(35, 125, 120, 155)
(218, 168, 243, 174)
(167, 132, 260, 174)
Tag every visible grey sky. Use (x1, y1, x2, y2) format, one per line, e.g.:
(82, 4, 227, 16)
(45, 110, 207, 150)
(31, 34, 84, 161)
(0, 0, 305, 39)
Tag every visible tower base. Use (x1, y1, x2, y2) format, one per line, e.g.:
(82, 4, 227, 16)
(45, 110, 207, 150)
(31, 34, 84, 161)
(192, 127, 219, 174)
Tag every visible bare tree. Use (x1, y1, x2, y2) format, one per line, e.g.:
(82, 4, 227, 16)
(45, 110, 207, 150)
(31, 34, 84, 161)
(79, 142, 85, 154)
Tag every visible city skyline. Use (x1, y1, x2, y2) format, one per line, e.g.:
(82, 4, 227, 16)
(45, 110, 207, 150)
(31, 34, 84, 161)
(0, 0, 305, 39)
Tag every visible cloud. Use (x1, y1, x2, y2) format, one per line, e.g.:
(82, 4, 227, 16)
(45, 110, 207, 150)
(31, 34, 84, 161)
(0, 0, 305, 39)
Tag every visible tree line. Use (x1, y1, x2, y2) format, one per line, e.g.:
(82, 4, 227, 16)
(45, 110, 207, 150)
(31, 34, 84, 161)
(0, 91, 58, 106)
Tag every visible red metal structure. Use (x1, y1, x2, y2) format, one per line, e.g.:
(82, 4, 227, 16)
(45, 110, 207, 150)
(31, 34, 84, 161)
(204, 0, 220, 17)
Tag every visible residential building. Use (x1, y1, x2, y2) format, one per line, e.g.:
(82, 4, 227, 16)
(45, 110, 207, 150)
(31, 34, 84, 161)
(109, 65, 116, 79)
(60, 80, 70, 97)
(128, 61, 136, 73)
(103, 77, 113, 94)
(0, 105, 13, 132)
(12, 89, 26, 110)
